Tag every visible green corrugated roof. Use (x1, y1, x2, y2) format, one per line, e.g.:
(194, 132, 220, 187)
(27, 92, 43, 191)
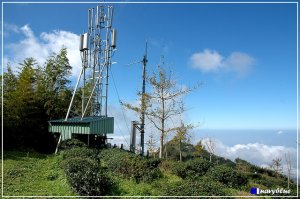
(48, 116, 114, 139)
(49, 116, 108, 124)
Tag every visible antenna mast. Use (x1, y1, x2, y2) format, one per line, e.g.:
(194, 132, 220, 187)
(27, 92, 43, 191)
(65, 5, 117, 120)
(140, 41, 147, 155)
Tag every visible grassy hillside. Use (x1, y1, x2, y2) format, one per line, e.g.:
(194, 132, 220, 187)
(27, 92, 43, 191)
(2, 140, 298, 197)
(2, 150, 76, 196)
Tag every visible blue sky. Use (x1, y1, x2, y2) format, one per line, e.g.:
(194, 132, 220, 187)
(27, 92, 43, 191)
(2, 1, 298, 171)
(3, 2, 297, 129)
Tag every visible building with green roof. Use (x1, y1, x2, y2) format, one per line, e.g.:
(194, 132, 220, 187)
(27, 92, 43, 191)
(48, 116, 114, 146)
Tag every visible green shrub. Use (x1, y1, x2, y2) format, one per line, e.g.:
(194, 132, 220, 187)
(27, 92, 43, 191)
(245, 172, 262, 180)
(159, 160, 175, 171)
(160, 176, 226, 196)
(185, 158, 213, 177)
(61, 157, 114, 196)
(235, 158, 278, 178)
(59, 139, 87, 151)
(170, 161, 188, 179)
(208, 165, 248, 188)
(100, 148, 162, 183)
(167, 158, 212, 179)
(255, 176, 287, 188)
(60, 147, 98, 160)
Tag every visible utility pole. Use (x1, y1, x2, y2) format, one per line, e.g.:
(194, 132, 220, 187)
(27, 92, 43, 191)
(140, 42, 147, 155)
(126, 42, 148, 155)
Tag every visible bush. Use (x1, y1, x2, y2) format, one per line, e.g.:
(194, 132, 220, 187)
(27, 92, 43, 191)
(59, 139, 87, 151)
(100, 148, 162, 183)
(61, 157, 115, 196)
(255, 176, 287, 188)
(245, 172, 262, 180)
(185, 158, 213, 177)
(169, 161, 188, 179)
(159, 176, 226, 196)
(60, 147, 98, 160)
(159, 160, 175, 171)
(167, 158, 212, 179)
(60, 146, 115, 196)
(208, 165, 248, 188)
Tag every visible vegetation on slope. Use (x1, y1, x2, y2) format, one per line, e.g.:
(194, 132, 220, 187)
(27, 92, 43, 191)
(1, 49, 297, 197)
(2, 139, 298, 197)
(2, 150, 76, 196)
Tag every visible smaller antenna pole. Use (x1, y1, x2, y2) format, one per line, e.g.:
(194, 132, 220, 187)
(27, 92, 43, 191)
(140, 41, 148, 155)
(130, 121, 137, 152)
(104, 6, 113, 117)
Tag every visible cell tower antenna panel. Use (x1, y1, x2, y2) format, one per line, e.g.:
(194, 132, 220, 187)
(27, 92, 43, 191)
(65, 5, 117, 121)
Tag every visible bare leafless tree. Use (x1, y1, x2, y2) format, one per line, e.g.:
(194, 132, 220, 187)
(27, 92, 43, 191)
(270, 158, 282, 178)
(146, 67, 199, 158)
(203, 137, 216, 163)
(122, 65, 199, 158)
(146, 132, 158, 158)
(284, 152, 292, 189)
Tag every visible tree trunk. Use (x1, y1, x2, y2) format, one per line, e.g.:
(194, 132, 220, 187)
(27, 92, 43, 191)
(159, 133, 164, 158)
(165, 144, 168, 159)
(159, 91, 165, 159)
(179, 139, 182, 162)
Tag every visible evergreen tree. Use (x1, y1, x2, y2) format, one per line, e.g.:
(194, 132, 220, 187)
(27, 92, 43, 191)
(194, 140, 204, 158)
(2, 48, 73, 152)
(2, 65, 18, 148)
(44, 48, 72, 119)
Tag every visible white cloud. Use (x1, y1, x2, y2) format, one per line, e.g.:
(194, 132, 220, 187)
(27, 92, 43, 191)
(200, 138, 298, 178)
(277, 130, 284, 135)
(4, 24, 81, 77)
(107, 104, 137, 149)
(190, 49, 223, 72)
(224, 52, 254, 77)
(189, 49, 254, 77)
(109, 135, 130, 150)
(3, 23, 20, 35)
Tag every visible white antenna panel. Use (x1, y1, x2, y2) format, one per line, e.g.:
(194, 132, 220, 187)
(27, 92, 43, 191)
(79, 33, 88, 51)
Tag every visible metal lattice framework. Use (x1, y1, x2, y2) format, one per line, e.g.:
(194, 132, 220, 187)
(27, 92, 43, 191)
(65, 5, 116, 121)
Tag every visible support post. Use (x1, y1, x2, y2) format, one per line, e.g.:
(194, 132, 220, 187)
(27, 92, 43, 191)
(55, 134, 62, 154)
(65, 67, 84, 121)
(130, 121, 137, 152)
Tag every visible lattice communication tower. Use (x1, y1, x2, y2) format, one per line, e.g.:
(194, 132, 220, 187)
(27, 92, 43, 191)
(65, 5, 117, 120)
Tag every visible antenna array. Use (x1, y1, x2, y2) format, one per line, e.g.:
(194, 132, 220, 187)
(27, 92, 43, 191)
(66, 5, 117, 120)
